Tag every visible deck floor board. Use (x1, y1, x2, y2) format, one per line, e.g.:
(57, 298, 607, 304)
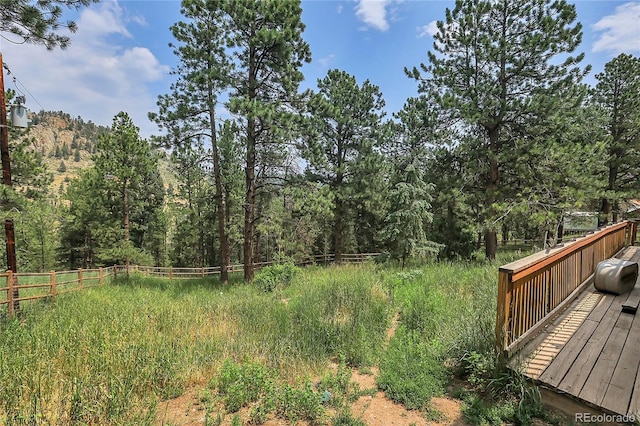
(600, 311, 640, 414)
(514, 245, 640, 416)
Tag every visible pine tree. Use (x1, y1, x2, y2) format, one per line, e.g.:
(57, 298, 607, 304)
(1, 0, 97, 49)
(223, 0, 311, 281)
(95, 112, 160, 270)
(592, 54, 640, 223)
(302, 69, 386, 263)
(150, 0, 234, 283)
(408, 0, 588, 259)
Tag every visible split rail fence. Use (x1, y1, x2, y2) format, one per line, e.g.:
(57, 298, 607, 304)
(1, 253, 380, 317)
(496, 221, 637, 356)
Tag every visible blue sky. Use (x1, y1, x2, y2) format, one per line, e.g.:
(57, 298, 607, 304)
(1, 0, 639, 138)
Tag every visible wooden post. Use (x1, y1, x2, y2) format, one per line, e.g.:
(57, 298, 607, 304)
(201, 267, 205, 278)
(114, 265, 118, 280)
(169, 266, 173, 281)
(7, 270, 13, 317)
(78, 268, 83, 290)
(495, 269, 512, 357)
(4, 220, 19, 313)
(99, 267, 103, 285)
(50, 270, 56, 300)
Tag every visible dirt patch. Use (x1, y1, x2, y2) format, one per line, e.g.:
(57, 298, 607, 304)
(156, 313, 471, 426)
(155, 365, 470, 426)
(348, 367, 468, 426)
(156, 388, 207, 426)
(386, 312, 400, 343)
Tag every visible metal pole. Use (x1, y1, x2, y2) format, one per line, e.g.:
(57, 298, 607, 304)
(0, 52, 19, 314)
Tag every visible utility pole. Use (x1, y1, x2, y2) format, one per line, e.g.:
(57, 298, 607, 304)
(0, 51, 20, 314)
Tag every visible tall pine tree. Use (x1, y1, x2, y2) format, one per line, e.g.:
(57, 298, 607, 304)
(408, 0, 588, 259)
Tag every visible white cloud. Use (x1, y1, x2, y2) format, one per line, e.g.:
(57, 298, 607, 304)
(77, 1, 131, 40)
(355, 0, 392, 31)
(592, 2, 640, 54)
(1, 0, 170, 138)
(417, 21, 439, 38)
(318, 54, 336, 68)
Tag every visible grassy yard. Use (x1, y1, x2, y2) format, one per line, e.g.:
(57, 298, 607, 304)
(0, 256, 559, 425)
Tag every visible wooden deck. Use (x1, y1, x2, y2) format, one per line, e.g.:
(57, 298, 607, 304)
(512, 245, 640, 417)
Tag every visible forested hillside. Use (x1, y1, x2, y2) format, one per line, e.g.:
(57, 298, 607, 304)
(1, 0, 639, 280)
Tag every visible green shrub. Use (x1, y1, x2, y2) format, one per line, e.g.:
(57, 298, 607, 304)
(216, 359, 272, 412)
(254, 260, 300, 292)
(274, 381, 325, 424)
(377, 328, 448, 410)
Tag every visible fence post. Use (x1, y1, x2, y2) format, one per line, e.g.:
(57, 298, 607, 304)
(114, 265, 118, 280)
(78, 268, 83, 291)
(50, 270, 56, 300)
(99, 268, 103, 286)
(202, 267, 205, 278)
(169, 266, 173, 281)
(7, 270, 14, 317)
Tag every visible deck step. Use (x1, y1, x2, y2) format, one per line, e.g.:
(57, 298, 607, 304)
(622, 286, 640, 314)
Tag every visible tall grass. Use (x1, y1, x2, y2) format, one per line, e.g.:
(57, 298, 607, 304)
(0, 265, 391, 424)
(1, 254, 543, 425)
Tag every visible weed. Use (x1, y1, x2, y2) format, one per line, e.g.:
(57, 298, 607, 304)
(332, 409, 367, 426)
(254, 256, 300, 292)
(274, 381, 325, 423)
(217, 359, 272, 412)
(377, 328, 449, 410)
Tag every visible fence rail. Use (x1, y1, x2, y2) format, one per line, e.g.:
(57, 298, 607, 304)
(2, 253, 380, 316)
(1, 267, 116, 317)
(496, 221, 636, 356)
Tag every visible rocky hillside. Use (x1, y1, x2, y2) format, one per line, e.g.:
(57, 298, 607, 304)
(18, 111, 175, 196)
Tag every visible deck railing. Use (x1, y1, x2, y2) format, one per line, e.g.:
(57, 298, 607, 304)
(496, 221, 637, 356)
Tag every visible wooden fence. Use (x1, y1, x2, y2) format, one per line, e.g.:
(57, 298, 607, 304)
(119, 253, 380, 279)
(1, 253, 380, 316)
(1, 267, 116, 317)
(496, 221, 637, 356)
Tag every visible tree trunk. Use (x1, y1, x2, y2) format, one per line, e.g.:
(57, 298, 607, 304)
(123, 182, 130, 275)
(600, 160, 618, 226)
(485, 127, 499, 261)
(501, 222, 509, 246)
(334, 201, 344, 264)
(208, 96, 230, 284)
(244, 38, 257, 282)
(244, 117, 256, 282)
(485, 230, 497, 261)
(599, 198, 611, 227)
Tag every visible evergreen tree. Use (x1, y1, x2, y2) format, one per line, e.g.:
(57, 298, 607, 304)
(1, 0, 97, 49)
(592, 54, 640, 223)
(302, 69, 386, 263)
(150, 0, 233, 282)
(408, 0, 588, 259)
(57, 160, 66, 173)
(383, 96, 443, 264)
(223, 0, 311, 280)
(95, 112, 160, 269)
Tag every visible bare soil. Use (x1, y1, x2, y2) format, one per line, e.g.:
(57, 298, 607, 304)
(155, 365, 470, 426)
(155, 311, 470, 426)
